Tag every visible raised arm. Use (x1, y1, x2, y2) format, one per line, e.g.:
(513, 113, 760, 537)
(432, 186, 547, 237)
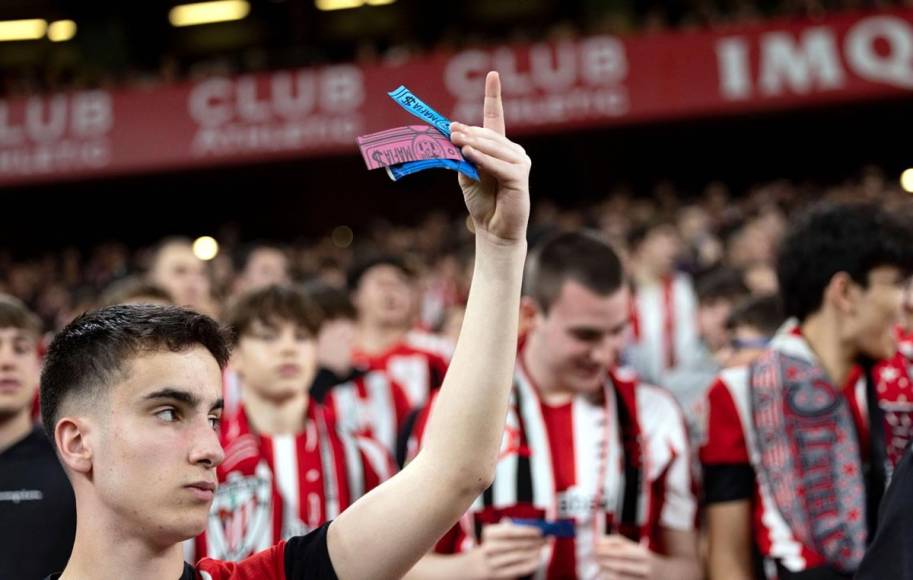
(326, 71, 531, 580)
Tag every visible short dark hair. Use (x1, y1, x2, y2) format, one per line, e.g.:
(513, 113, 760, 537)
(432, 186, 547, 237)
(99, 276, 174, 307)
(304, 282, 357, 322)
(346, 255, 414, 291)
(523, 231, 625, 312)
(777, 202, 913, 321)
(226, 284, 322, 343)
(727, 294, 784, 337)
(40, 305, 231, 438)
(695, 267, 749, 306)
(625, 218, 675, 252)
(0, 293, 42, 337)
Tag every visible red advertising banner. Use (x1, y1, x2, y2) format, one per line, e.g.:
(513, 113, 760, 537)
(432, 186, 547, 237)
(1, 8, 911, 187)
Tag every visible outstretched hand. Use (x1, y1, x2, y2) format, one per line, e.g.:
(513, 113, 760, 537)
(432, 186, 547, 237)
(451, 71, 531, 245)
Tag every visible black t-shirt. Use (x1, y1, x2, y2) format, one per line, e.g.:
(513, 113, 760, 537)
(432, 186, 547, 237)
(1, 426, 76, 580)
(44, 522, 336, 580)
(856, 445, 913, 579)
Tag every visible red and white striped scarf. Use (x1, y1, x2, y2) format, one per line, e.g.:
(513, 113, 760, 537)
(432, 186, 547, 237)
(750, 328, 868, 573)
(464, 365, 645, 579)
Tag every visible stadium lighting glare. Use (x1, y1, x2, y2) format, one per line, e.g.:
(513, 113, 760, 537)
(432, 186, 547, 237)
(192, 236, 220, 261)
(169, 0, 250, 27)
(315, 0, 395, 11)
(331, 226, 354, 248)
(0, 19, 47, 42)
(901, 169, 913, 194)
(48, 20, 77, 42)
(316, 0, 363, 10)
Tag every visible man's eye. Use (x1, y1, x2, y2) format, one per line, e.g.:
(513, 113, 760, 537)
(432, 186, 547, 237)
(156, 409, 178, 422)
(209, 416, 221, 430)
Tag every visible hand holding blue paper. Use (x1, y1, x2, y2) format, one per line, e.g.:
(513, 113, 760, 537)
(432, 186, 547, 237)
(356, 86, 479, 181)
(357, 71, 531, 246)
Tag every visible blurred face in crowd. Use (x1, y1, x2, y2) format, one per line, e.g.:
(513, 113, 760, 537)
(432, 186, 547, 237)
(728, 222, 775, 269)
(0, 326, 41, 421)
(677, 206, 710, 244)
(637, 225, 681, 277)
(59, 347, 224, 544)
(842, 267, 909, 361)
(150, 243, 211, 311)
(232, 319, 316, 401)
(241, 248, 289, 293)
(699, 299, 735, 354)
(353, 265, 415, 330)
(525, 280, 630, 396)
(315, 317, 356, 374)
(744, 264, 778, 296)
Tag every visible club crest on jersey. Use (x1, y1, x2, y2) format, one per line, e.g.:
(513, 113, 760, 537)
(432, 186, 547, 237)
(207, 460, 273, 561)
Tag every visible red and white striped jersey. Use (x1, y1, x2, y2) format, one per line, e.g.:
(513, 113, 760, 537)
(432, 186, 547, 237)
(700, 324, 909, 575)
(626, 273, 700, 387)
(193, 398, 394, 562)
(352, 331, 451, 409)
(321, 369, 411, 455)
(408, 364, 697, 579)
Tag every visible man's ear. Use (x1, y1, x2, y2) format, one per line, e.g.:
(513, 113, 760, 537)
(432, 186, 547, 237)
(519, 296, 543, 337)
(55, 416, 94, 474)
(823, 271, 858, 315)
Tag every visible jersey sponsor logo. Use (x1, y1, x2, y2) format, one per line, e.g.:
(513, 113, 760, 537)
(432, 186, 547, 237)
(556, 486, 608, 522)
(207, 460, 273, 561)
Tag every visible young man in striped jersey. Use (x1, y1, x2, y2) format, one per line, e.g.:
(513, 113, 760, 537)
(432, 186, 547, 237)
(702, 202, 913, 579)
(193, 284, 394, 562)
(39, 70, 532, 580)
(406, 232, 700, 580)
(624, 219, 701, 389)
(305, 283, 411, 460)
(349, 255, 452, 410)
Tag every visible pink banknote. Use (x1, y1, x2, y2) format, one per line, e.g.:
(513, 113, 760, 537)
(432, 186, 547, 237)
(357, 125, 463, 170)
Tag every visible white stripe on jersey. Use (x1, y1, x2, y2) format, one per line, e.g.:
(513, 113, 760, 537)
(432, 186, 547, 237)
(337, 421, 364, 505)
(635, 384, 697, 531)
(405, 330, 454, 360)
(627, 274, 700, 386)
(330, 384, 358, 435)
(356, 435, 394, 481)
(492, 415, 519, 508)
(272, 435, 305, 537)
(388, 354, 430, 407)
(314, 412, 341, 520)
(365, 371, 396, 451)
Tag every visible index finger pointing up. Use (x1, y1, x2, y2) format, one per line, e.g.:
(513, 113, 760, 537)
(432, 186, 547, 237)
(483, 71, 506, 136)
